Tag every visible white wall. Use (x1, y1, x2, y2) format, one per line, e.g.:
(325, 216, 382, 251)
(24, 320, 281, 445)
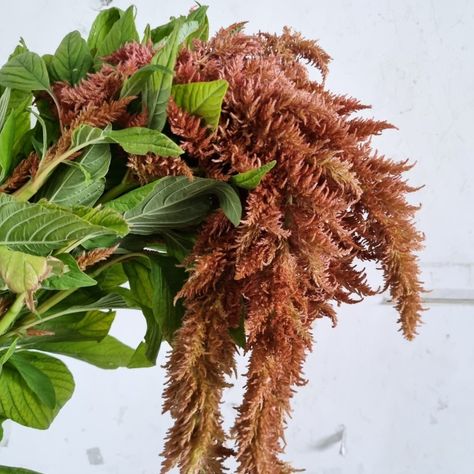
(1, 1, 473, 473)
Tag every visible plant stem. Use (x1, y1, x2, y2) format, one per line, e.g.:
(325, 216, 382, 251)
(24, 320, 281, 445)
(13, 148, 78, 201)
(48, 91, 64, 134)
(97, 170, 136, 204)
(0, 294, 26, 337)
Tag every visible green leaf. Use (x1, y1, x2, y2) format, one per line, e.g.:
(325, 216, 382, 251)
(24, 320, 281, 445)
(120, 64, 173, 98)
(0, 338, 18, 375)
(25, 310, 115, 344)
(0, 194, 123, 256)
(162, 231, 196, 262)
(8, 91, 32, 159)
(0, 87, 11, 130)
(0, 113, 15, 184)
(33, 336, 134, 369)
(145, 19, 184, 131)
(121, 176, 242, 233)
(0, 351, 74, 429)
(42, 291, 132, 320)
(105, 179, 157, 214)
(106, 127, 183, 156)
(186, 5, 210, 44)
(172, 79, 228, 129)
(0, 246, 64, 295)
(71, 124, 183, 157)
(230, 161, 277, 190)
(40, 144, 111, 207)
(149, 254, 186, 341)
(42, 254, 96, 290)
(126, 342, 155, 368)
(0, 52, 50, 92)
(87, 7, 122, 54)
(96, 6, 139, 59)
(95, 263, 127, 291)
(7, 353, 56, 408)
(50, 31, 92, 85)
(71, 123, 108, 148)
(72, 205, 129, 237)
(123, 257, 161, 365)
(150, 7, 208, 46)
(28, 108, 48, 160)
(0, 466, 43, 474)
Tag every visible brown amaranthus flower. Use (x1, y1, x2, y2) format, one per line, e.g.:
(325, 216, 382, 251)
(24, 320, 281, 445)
(76, 246, 118, 271)
(0, 152, 39, 193)
(161, 25, 425, 473)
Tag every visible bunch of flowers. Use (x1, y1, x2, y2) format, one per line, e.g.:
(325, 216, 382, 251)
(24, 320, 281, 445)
(0, 5, 424, 473)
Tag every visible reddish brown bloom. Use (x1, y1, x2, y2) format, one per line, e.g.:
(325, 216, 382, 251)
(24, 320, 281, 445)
(76, 246, 118, 271)
(161, 24, 424, 473)
(0, 152, 39, 193)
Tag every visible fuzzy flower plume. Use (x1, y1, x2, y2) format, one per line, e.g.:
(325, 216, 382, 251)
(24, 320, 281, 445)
(160, 24, 424, 474)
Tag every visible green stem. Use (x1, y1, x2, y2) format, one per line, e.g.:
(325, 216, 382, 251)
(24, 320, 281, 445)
(48, 91, 64, 134)
(97, 171, 136, 204)
(13, 147, 79, 202)
(0, 294, 26, 337)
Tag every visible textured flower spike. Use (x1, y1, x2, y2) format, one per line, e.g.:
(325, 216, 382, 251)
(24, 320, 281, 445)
(161, 23, 425, 473)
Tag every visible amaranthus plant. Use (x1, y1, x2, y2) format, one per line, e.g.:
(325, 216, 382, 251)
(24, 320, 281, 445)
(0, 5, 424, 474)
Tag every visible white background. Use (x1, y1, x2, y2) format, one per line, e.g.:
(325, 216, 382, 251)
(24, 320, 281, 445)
(1, 1, 473, 473)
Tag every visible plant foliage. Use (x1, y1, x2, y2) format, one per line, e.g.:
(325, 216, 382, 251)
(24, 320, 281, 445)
(0, 4, 424, 474)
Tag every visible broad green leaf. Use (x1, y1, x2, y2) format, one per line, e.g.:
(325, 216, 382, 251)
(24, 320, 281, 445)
(0, 351, 74, 429)
(162, 231, 196, 262)
(72, 205, 129, 237)
(0, 338, 18, 375)
(95, 263, 127, 291)
(145, 19, 184, 131)
(8, 38, 29, 59)
(71, 125, 183, 157)
(172, 79, 229, 129)
(230, 160, 277, 190)
(8, 353, 56, 408)
(33, 336, 134, 370)
(0, 113, 15, 184)
(0, 467, 43, 473)
(0, 194, 123, 256)
(123, 257, 161, 365)
(50, 31, 92, 85)
(120, 176, 242, 233)
(150, 7, 208, 46)
(120, 64, 173, 98)
(149, 20, 175, 45)
(186, 5, 210, 44)
(71, 123, 108, 148)
(106, 128, 183, 156)
(127, 342, 154, 368)
(0, 52, 50, 92)
(87, 7, 122, 54)
(105, 179, 157, 214)
(42, 254, 96, 290)
(29, 108, 48, 160)
(8, 91, 32, 159)
(40, 144, 111, 207)
(0, 246, 64, 295)
(149, 254, 186, 342)
(25, 311, 115, 345)
(96, 6, 139, 59)
(40, 291, 132, 322)
(0, 88, 11, 130)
